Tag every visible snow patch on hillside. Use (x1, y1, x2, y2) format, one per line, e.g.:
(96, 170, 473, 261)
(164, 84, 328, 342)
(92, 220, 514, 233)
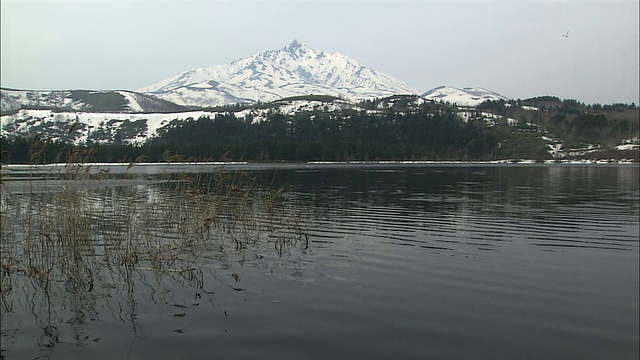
(1, 109, 212, 144)
(117, 91, 143, 113)
(456, 111, 519, 126)
(616, 136, 639, 151)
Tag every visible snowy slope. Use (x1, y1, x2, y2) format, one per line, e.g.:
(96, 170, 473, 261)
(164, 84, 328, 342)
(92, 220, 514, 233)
(0, 88, 187, 114)
(137, 40, 420, 107)
(422, 86, 507, 107)
(1, 109, 205, 145)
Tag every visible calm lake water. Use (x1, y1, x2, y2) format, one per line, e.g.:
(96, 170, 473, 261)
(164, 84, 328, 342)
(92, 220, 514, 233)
(1, 164, 638, 359)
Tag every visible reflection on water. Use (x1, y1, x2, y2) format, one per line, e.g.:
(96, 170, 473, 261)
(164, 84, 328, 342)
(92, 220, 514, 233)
(280, 166, 639, 252)
(1, 165, 638, 360)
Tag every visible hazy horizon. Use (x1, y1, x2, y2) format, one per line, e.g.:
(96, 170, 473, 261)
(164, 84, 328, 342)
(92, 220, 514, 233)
(1, 0, 638, 105)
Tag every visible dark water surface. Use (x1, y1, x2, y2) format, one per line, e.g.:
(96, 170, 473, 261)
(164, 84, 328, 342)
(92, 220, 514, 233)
(1, 165, 638, 359)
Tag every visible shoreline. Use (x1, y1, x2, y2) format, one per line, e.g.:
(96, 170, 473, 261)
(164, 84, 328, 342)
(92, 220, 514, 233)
(1, 159, 638, 178)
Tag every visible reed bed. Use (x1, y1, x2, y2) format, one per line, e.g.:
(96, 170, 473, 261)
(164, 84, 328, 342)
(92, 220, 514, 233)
(0, 158, 309, 354)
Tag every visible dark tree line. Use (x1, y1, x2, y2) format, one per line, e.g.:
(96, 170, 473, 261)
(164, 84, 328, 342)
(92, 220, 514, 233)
(146, 109, 498, 162)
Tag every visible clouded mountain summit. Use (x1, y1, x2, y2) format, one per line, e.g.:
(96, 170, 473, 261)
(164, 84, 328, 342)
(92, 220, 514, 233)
(137, 40, 420, 107)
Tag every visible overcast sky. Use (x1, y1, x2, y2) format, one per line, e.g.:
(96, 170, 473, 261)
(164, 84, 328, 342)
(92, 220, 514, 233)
(1, 0, 638, 105)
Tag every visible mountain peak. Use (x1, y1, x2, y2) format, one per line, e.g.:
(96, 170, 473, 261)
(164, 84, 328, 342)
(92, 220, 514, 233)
(287, 39, 305, 53)
(137, 42, 420, 107)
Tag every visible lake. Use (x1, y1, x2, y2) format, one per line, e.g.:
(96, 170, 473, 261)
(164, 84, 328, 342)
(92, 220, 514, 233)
(1, 164, 638, 359)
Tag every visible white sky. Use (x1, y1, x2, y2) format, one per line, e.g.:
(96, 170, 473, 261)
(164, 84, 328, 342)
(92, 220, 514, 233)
(1, 0, 638, 105)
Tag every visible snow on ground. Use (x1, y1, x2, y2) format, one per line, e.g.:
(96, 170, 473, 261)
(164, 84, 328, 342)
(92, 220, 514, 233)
(274, 99, 352, 115)
(233, 108, 267, 124)
(456, 111, 518, 127)
(616, 136, 639, 151)
(616, 144, 639, 151)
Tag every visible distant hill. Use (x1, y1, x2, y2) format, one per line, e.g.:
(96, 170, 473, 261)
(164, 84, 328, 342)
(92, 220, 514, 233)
(0, 88, 189, 114)
(421, 86, 508, 107)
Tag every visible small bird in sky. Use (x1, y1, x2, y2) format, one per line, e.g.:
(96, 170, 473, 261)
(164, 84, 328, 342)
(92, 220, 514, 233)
(561, 31, 569, 38)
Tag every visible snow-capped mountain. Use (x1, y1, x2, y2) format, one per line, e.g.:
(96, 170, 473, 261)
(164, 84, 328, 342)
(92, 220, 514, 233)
(137, 40, 420, 108)
(0, 88, 187, 114)
(422, 86, 507, 107)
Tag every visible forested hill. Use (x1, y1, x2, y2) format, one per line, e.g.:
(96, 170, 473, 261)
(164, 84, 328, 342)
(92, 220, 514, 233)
(476, 97, 638, 151)
(1, 95, 638, 164)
